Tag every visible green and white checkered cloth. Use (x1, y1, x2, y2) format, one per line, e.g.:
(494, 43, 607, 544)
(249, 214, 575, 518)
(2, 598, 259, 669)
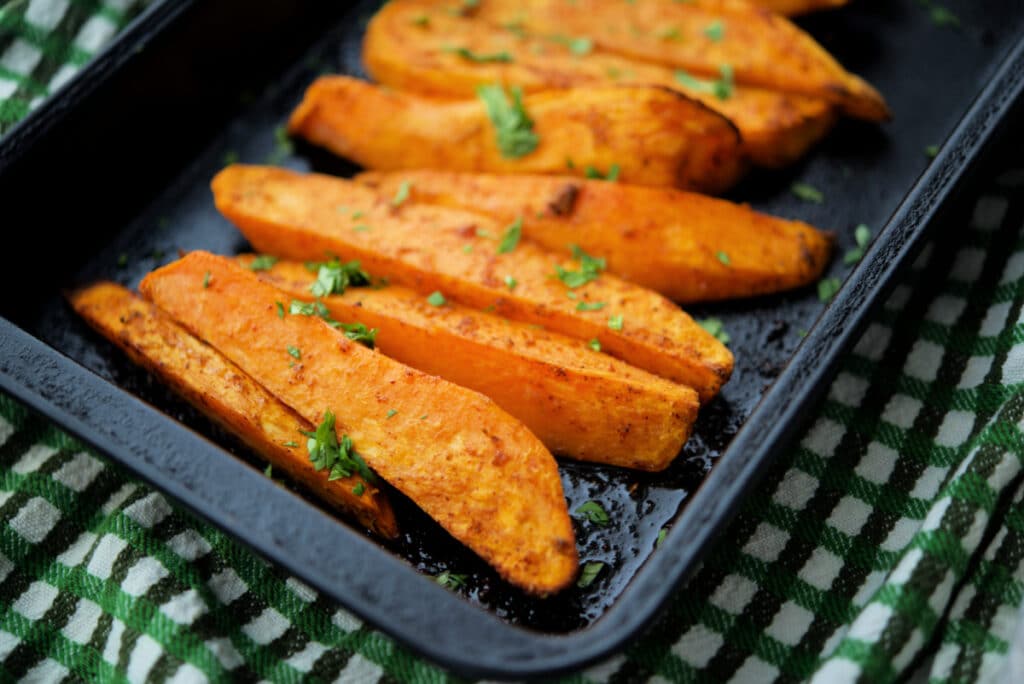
(4, 1, 1024, 682)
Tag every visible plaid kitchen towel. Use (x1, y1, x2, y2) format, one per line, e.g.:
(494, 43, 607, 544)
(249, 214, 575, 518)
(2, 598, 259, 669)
(4, 1, 1024, 682)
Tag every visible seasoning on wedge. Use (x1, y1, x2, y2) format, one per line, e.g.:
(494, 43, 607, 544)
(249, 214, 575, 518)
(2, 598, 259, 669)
(363, 0, 836, 167)
(357, 170, 834, 302)
(287, 75, 746, 194)
(67, 282, 398, 539)
(139, 252, 578, 595)
(241, 255, 701, 471)
(212, 165, 734, 402)
(460, 0, 889, 121)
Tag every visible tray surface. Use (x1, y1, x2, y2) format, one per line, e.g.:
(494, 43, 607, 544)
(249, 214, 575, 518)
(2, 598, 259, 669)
(1, 0, 1023, 676)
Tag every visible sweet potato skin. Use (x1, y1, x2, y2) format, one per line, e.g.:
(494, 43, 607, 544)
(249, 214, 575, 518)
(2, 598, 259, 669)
(363, 0, 836, 167)
(140, 252, 578, 595)
(358, 170, 834, 302)
(242, 256, 700, 471)
(742, 0, 848, 14)
(462, 0, 888, 121)
(288, 75, 747, 194)
(213, 165, 733, 402)
(67, 282, 398, 538)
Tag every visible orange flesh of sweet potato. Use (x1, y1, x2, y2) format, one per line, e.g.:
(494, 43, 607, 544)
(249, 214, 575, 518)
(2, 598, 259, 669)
(139, 252, 578, 595)
(240, 256, 700, 471)
(740, 0, 849, 15)
(363, 0, 836, 167)
(212, 165, 733, 402)
(357, 170, 834, 302)
(287, 75, 747, 194)
(67, 282, 398, 538)
(456, 0, 888, 121)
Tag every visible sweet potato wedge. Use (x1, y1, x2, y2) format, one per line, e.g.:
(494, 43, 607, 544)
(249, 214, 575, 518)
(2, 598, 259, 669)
(287, 75, 747, 194)
(240, 255, 700, 471)
(457, 0, 888, 121)
(213, 165, 733, 402)
(140, 252, 578, 595)
(357, 170, 834, 302)
(363, 0, 836, 167)
(67, 282, 398, 539)
(743, 0, 848, 15)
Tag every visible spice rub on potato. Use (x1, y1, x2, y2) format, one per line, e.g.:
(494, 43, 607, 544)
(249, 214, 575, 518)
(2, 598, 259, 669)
(212, 165, 734, 402)
(67, 281, 399, 538)
(139, 251, 579, 595)
(287, 75, 748, 194)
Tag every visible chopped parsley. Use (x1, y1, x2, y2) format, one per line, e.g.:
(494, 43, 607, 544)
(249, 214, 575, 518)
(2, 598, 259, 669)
(412, 13, 430, 26)
(117, 253, 128, 268)
(576, 500, 610, 526)
(577, 561, 604, 588)
(576, 301, 607, 312)
(656, 528, 668, 547)
(843, 224, 872, 264)
(550, 34, 593, 56)
(674, 64, 734, 100)
(698, 317, 730, 345)
(555, 245, 606, 289)
(435, 571, 468, 589)
(223, 150, 239, 166)
(392, 180, 413, 207)
(584, 164, 620, 182)
(289, 300, 378, 348)
(287, 345, 301, 360)
(444, 46, 514, 63)
(716, 251, 731, 266)
(608, 314, 624, 331)
(504, 275, 518, 290)
(352, 482, 366, 496)
(704, 20, 726, 41)
(307, 258, 371, 297)
(351, 210, 365, 219)
(264, 464, 273, 478)
(427, 291, 447, 306)
(249, 254, 279, 271)
(791, 182, 824, 204)
(202, 271, 211, 289)
(818, 277, 842, 302)
(303, 410, 376, 483)
(497, 216, 523, 254)
(588, 338, 602, 352)
(925, 144, 939, 159)
(657, 26, 682, 41)
(276, 301, 285, 318)
(462, 244, 473, 254)
(338, 322, 378, 347)
(477, 84, 539, 159)
(282, 441, 298, 448)
(352, 224, 371, 232)
(386, 409, 398, 419)
(266, 126, 294, 164)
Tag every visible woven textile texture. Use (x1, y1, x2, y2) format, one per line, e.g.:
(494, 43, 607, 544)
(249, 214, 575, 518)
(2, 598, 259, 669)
(4, 1, 1024, 682)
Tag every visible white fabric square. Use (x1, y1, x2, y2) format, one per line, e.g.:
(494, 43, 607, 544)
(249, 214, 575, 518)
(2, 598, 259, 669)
(126, 634, 163, 683)
(205, 638, 243, 670)
(852, 570, 887, 607)
(47, 64, 79, 93)
(86, 534, 128, 580)
(912, 243, 934, 272)
(827, 496, 872, 537)
(852, 323, 891, 361)
(1003, 344, 1024, 386)
(800, 419, 844, 457)
(934, 410, 973, 448)
(854, 442, 898, 484)
(334, 654, 382, 684)
(102, 619, 126, 665)
(798, 549, 843, 591)
(811, 657, 862, 684)
(582, 655, 627, 683)
(885, 285, 912, 312)
(671, 624, 723, 668)
(10, 497, 60, 544)
(950, 248, 985, 282)
(742, 523, 789, 563)
(828, 373, 869, 407)
(709, 574, 759, 615)
(332, 609, 362, 632)
(21, 659, 68, 684)
(882, 394, 923, 429)
(732, 656, 779, 684)
(0, 414, 13, 447)
(773, 470, 818, 511)
(208, 568, 247, 605)
(972, 195, 1009, 230)
(124, 493, 173, 529)
(57, 531, 98, 567)
(161, 589, 207, 625)
(764, 602, 815, 646)
(122, 557, 169, 597)
(52, 452, 104, 492)
(925, 296, 965, 326)
(880, 518, 920, 553)
(1002, 252, 1024, 285)
(74, 16, 118, 53)
(904, 340, 944, 382)
(167, 529, 211, 561)
(958, 355, 994, 388)
(0, 39, 43, 75)
(12, 581, 59, 620)
(168, 663, 208, 684)
(25, 0, 70, 31)
(13, 444, 57, 474)
(890, 548, 924, 585)
(242, 607, 290, 645)
(980, 301, 1011, 337)
(102, 483, 138, 515)
(286, 577, 318, 603)
(0, 550, 13, 584)
(62, 599, 103, 645)
(909, 465, 948, 502)
(0, 631, 19, 659)
(847, 602, 894, 642)
(286, 641, 329, 672)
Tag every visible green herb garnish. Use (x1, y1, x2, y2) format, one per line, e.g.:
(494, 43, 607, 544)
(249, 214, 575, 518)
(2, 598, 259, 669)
(575, 501, 610, 526)
(287, 345, 301, 360)
(704, 20, 726, 41)
(555, 245, 606, 289)
(504, 275, 518, 290)
(386, 409, 398, 419)
(444, 46, 514, 63)
(435, 571, 468, 589)
(656, 528, 668, 547)
(249, 255, 279, 271)
(577, 562, 604, 588)
(412, 13, 430, 26)
(843, 224, 872, 265)
(588, 338, 602, 352)
(497, 216, 523, 254)
(392, 180, 413, 207)
(427, 291, 447, 307)
(289, 300, 377, 348)
(477, 84, 539, 159)
(352, 482, 366, 496)
(791, 182, 824, 204)
(698, 318, 730, 345)
(584, 164, 620, 182)
(674, 64, 733, 100)
(202, 272, 211, 289)
(818, 277, 842, 302)
(576, 301, 607, 312)
(308, 258, 371, 297)
(303, 410, 376, 483)
(276, 301, 285, 318)
(925, 144, 939, 159)
(716, 251, 731, 266)
(550, 34, 593, 55)
(608, 314, 624, 331)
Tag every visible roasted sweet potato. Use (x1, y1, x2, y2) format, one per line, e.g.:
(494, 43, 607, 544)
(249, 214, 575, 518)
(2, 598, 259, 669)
(241, 255, 700, 470)
(742, 0, 848, 14)
(288, 75, 747, 194)
(358, 170, 834, 302)
(213, 165, 733, 402)
(140, 252, 578, 595)
(363, 0, 836, 167)
(453, 0, 888, 121)
(67, 282, 398, 539)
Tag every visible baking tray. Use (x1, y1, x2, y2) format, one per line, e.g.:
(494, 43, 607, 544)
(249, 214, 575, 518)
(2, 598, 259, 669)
(1, 0, 1023, 678)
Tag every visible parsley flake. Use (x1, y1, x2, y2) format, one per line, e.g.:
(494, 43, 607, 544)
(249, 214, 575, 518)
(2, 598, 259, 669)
(698, 318, 730, 345)
(925, 144, 939, 159)
(497, 216, 523, 254)
(477, 84, 539, 158)
(818, 277, 842, 302)
(704, 20, 726, 41)
(308, 258, 371, 297)
(716, 251, 731, 266)
(576, 301, 607, 312)
(276, 301, 285, 318)
(392, 180, 413, 207)
(289, 299, 377, 348)
(674, 64, 734, 100)
(588, 338, 602, 352)
(249, 254, 279, 271)
(555, 245, 606, 288)
(656, 528, 668, 547)
(282, 441, 298, 448)
(427, 291, 447, 306)
(576, 501, 610, 525)
(551, 34, 593, 55)
(444, 46, 514, 63)
(504, 275, 518, 290)
(352, 482, 366, 496)
(791, 182, 824, 204)
(577, 561, 604, 588)
(303, 410, 376, 483)
(584, 164, 620, 182)
(386, 409, 398, 419)
(287, 345, 301, 360)
(412, 14, 430, 26)
(202, 271, 211, 289)
(436, 571, 468, 589)
(608, 314, 624, 331)
(843, 224, 872, 264)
